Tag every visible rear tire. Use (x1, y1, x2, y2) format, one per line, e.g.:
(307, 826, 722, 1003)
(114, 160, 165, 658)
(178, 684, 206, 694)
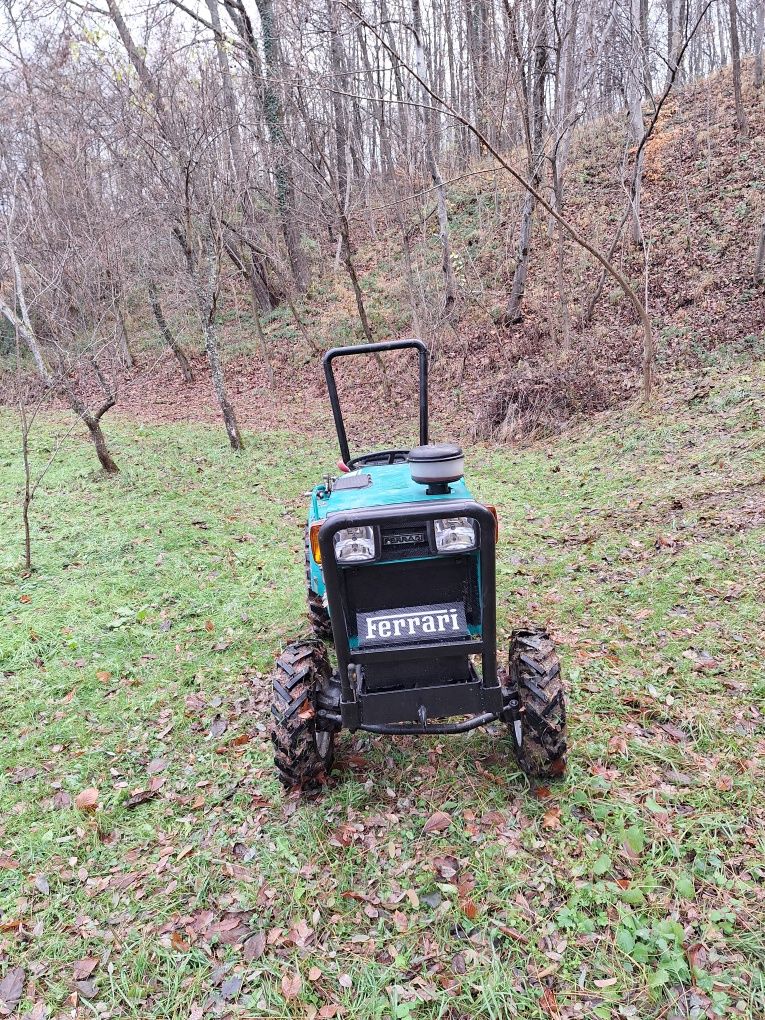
(304, 527, 332, 641)
(270, 639, 336, 789)
(506, 627, 567, 779)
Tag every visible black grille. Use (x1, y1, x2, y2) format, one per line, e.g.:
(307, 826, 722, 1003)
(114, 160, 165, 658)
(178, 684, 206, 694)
(343, 555, 480, 631)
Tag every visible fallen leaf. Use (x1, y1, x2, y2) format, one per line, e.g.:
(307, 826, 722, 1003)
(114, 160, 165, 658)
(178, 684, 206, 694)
(281, 971, 301, 1001)
(0, 857, 19, 870)
(423, 811, 452, 834)
(19, 594, 31, 604)
(421, 890, 442, 909)
(540, 987, 559, 1017)
(289, 918, 314, 947)
(170, 932, 191, 953)
(204, 620, 215, 632)
(461, 899, 478, 920)
(73, 958, 98, 981)
(338, 974, 352, 989)
(243, 932, 266, 961)
(74, 788, 99, 813)
(308, 966, 322, 982)
(209, 715, 228, 738)
(34, 874, 50, 895)
(220, 975, 243, 1001)
(594, 977, 618, 988)
(74, 979, 97, 999)
(0, 966, 24, 1014)
(317, 1007, 342, 1019)
(125, 789, 159, 810)
(541, 805, 561, 830)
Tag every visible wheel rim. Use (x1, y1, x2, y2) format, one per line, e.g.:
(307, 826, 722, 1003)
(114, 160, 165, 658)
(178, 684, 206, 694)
(315, 729, 331, 758)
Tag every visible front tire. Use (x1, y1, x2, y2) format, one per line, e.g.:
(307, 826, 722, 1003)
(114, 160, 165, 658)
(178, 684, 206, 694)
(270, 639, 336, 789)
(507, 627, 567, 779)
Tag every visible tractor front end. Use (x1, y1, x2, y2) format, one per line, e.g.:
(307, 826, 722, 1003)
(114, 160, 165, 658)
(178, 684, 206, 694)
(314, 498, 502, 735)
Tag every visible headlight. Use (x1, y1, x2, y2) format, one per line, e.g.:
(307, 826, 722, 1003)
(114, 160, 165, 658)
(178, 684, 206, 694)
(334, 526, 375, 562)
(433, 517, 477, 552)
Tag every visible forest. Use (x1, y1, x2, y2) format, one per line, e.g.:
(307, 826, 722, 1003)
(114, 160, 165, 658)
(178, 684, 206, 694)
(0, 0, 764, 1017)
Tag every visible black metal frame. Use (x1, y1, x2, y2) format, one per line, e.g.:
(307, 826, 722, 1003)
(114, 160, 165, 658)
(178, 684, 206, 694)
(323, 339, 429, 466)
(317, 500, 501, 733)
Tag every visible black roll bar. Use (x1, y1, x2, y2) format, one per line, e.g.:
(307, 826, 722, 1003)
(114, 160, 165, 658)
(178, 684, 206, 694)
(322, 338, 428, 465)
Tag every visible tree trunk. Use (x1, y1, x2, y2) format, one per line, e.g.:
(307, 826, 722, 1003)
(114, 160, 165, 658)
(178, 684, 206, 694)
(640, 0, 653, 96)
(412, 0, 458, 311)
(83, 412, 120, 473)
(505, 0, 546, 322)
(755, 0, 764, 89)
(252, 0, 310, 292)
(328, 1, 375, 341)
(203, 317, 243, 450)
(666, 0, 675, 87)
(148, 281, 194, 383)
(506, 192, 536, 322)
(728, 0, 748, 138)
(224, 242, 275, 383)
(628, 0, 647, 246)
(195, 231, 243, 451)
(755, 213, 765, 283)
(207, 0, 279, 322)
(115, 298, 135, 368)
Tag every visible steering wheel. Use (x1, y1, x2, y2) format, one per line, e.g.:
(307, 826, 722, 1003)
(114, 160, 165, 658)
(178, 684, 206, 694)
(348, 449, 410, 469)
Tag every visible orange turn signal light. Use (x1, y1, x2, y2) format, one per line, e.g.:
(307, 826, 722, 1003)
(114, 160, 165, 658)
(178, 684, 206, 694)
(309, 523, 322, 564)
(484, 505, 499, 540)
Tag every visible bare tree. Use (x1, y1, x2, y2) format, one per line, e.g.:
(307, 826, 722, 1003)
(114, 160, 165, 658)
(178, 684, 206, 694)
(755, 0, 765, 88)
(104, 0, 243, 448)
(728, 0, 748, 138)
(0, 239, 120, 474)
(147, 280, 195, 383)
(755, 213, 765, 284)
(412, 0, 458, 312)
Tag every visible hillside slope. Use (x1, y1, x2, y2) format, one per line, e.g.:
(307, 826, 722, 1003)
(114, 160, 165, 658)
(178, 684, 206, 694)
(4, 66, 763, 448)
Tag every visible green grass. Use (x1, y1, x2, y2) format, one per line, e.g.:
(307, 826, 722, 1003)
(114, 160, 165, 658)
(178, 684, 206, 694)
(0, 368, 764, 1018)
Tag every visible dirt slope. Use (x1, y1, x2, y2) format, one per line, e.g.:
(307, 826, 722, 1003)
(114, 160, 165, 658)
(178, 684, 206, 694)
(7, 66, 764, 446)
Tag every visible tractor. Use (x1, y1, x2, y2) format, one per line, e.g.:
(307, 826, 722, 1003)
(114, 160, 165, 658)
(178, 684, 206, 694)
(270, 339, 567, 788)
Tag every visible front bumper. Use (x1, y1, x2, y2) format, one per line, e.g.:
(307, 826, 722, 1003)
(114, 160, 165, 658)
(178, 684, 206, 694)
(317, 500, 498, 730)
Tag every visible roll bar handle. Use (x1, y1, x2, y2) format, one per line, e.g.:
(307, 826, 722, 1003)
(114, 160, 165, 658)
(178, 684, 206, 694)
(322, 338, 429, 466)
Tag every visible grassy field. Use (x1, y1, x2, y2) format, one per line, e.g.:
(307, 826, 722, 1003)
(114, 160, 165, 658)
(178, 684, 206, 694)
(0, 368, 764, 1019)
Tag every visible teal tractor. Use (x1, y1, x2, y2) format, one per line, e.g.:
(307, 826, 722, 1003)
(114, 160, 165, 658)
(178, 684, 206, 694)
(270, 340, 567, 788)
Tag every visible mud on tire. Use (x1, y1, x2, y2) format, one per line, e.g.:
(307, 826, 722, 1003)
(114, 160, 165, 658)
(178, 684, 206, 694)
(270, 639, 335, 789)
(507, 627, 567, 779)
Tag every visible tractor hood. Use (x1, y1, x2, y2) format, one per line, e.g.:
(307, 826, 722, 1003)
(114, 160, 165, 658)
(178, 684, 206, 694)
(312, 463, 473, 521)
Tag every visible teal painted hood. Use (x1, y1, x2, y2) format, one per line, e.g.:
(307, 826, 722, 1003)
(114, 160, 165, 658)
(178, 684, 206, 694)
(311, 463, 474, 521)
